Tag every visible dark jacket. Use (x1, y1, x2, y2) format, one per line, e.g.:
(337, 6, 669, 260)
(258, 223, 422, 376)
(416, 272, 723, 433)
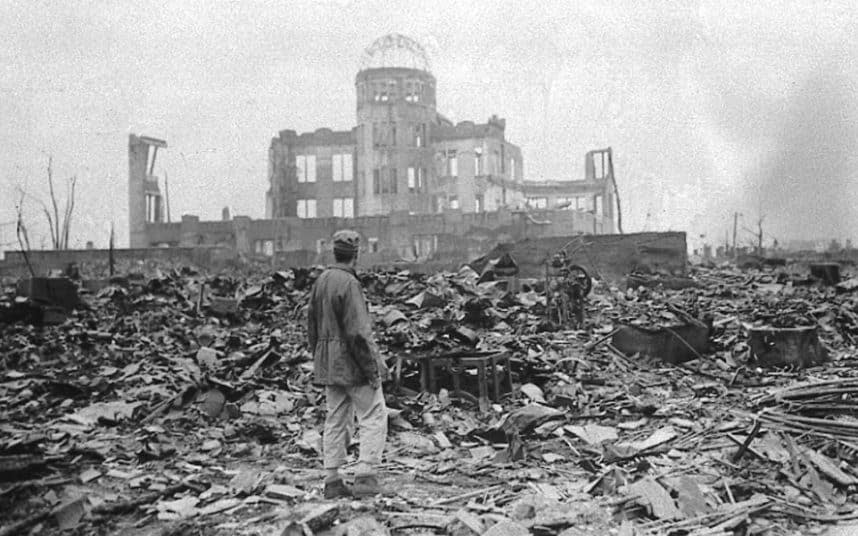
(307, 264, 384, 386)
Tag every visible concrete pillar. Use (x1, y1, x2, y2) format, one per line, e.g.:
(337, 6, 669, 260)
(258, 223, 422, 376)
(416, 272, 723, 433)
(128, 135, 149, 248)
(602, 187, 616, 234)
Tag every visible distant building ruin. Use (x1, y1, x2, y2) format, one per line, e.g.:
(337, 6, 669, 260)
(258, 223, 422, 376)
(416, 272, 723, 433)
(128, 135, 167, 248)
(266, 33, 614, 223)
(128, 34, 617, 261)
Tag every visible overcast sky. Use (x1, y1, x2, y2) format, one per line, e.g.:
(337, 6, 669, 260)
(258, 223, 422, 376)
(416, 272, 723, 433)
(1, 0, 856, 251)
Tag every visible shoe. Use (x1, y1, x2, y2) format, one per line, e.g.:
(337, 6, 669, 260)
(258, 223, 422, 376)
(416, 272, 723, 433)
(352, 474, 381, 498)
(323, 478, 352, 499)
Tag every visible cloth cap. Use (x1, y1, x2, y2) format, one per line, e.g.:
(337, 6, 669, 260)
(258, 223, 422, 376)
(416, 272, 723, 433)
(332, 229, 360, 256)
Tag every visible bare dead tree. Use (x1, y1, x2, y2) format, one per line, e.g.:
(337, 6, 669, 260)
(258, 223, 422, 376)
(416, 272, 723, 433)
(46, 156, 60, 247)
(61, 174, 77, 249)
(33, 156, 77, 250)
(13, 156, 78, 257)
(756, 215, 765, 254)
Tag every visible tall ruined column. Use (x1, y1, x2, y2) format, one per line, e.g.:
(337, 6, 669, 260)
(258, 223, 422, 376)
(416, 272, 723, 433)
(128, 135, 149, 248)
(128, 134, 167, 248)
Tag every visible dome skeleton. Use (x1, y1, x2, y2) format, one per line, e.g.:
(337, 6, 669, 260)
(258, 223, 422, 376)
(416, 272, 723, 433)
(359, 33, 432, 73)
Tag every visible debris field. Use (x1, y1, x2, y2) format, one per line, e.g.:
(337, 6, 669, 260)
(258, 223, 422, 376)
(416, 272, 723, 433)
(2, 260, 858, 536)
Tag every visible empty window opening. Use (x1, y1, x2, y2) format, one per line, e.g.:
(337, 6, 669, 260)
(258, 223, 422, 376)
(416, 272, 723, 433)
(413, 235, 438, 257)
(332, 153, 353, 182)
(375, 167, 398, 194)
(407, 167, 416, 192)
(145, 194, 161, 222)
(333, 197, 354, 218)
(413, 124, 426, 147)
(446, 150, 458, 177)
(296, 155, 316, 183)
(475, 147, 483, 176)
(389, 168, 398, 193)
(373, 123, 382, 146)
(297, 199, 317, 218)
(593, 151, 608, 180)
(527, 197, 548, 209)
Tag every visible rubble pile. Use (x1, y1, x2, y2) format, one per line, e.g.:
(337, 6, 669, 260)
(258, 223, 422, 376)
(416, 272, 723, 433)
(1, 261, 858, 535)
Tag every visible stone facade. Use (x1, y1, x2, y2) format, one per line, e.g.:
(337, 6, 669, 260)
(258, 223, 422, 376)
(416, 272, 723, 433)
(263, 35, 614, 228)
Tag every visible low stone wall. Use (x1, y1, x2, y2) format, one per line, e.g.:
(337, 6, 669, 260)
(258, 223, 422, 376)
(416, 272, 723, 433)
(371, 232, 688, 281)
(0, 232, 687, 282)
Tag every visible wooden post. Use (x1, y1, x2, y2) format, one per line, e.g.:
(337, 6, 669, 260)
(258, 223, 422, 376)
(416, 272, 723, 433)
(109, 223, 115, 276)
(732, 212, 739, 259)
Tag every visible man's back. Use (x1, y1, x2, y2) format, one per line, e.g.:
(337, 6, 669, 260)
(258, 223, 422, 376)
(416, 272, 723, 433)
(310, 266, 357, 338)
(308, 265, 377, 386)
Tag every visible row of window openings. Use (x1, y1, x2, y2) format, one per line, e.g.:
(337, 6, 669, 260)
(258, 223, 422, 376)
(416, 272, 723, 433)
(253, 236, 396, 257)
(372, 167, 426, 194)
(296, 198, 354, 218)
(373, 123, 427, 148)
(295, 149, 516, 183)
(364, 80, 426, 103)
(365, 145, 511, 178)
(296, 154, 354, 183)
(442, 149, 516, 180)
(527, 196, 604, 214)
(295, 191, 488, 217)
(295, 195, 600, 218)
(431, 194, 486, 213)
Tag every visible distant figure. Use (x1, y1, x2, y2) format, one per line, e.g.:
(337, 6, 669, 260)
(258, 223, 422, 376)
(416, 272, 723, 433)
(307, 230, 388, 499)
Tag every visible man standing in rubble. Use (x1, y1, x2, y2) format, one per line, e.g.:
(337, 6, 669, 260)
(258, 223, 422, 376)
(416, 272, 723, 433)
(307, 230, 388, 499)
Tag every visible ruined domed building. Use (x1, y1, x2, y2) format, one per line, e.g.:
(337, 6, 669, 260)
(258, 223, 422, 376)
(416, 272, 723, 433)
(130, 34, 619, 264)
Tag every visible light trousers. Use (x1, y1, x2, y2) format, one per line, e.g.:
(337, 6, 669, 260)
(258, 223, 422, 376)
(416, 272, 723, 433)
(323, 384, 387, 473)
